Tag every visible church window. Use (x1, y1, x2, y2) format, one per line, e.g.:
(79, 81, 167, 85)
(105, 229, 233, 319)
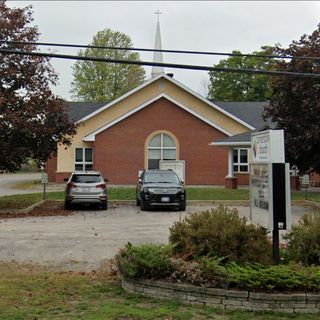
(147, 133, 176, 169)
(233, 148, 249, 173)
(75, 147, 93, 171)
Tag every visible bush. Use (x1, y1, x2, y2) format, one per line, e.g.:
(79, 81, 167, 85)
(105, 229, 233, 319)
(115, 242, 173, 279)
(169, 205, 272, 264)
(284, 210, 320, 266)
(170, 258, 205, 286)
(116, 242, 320, 292)
(227, 263, 320, 292)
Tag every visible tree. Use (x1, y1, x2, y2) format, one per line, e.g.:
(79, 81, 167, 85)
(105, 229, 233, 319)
(71, 29, 146, 103)
(208, 47, 273, 101)
(0, 1, 76, 171)
(264, 25, 320, 173)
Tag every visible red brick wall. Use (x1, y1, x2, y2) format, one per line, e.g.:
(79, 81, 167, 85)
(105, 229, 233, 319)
(93, 97, 229, 185)
(45, 152, 57, 182)
(235, 173, 249, 185)
(310, 172, 320, 187)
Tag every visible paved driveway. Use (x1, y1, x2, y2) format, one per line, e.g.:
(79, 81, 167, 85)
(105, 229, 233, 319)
(0, 203, 309, 271)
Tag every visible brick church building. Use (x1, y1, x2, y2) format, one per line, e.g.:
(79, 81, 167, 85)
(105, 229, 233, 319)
(46, 18, 271, 187)
(47, 73, 269, 186)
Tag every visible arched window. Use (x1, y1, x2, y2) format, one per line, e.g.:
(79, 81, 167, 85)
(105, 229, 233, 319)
(147, 133, 177, 169)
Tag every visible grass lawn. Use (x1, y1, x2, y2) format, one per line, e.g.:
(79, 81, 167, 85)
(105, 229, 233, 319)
(0, 188, 319, 210)
(0, 263, 318, 320)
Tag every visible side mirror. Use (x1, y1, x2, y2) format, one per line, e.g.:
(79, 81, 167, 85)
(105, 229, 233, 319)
(180, 180, 184, 185)
(138, 178, 142, 183)
(63, 178, 69, 182)
(104, 178, 109, 182)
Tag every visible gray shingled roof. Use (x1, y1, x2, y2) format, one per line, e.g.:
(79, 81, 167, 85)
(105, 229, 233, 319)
(67, 101, 107, 122)
(211, 101, 275, 145)
(211, 101, 272, 129)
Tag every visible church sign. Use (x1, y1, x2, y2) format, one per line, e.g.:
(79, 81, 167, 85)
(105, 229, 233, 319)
(250, 130, 291, 264)
(250, 130, 291, 231)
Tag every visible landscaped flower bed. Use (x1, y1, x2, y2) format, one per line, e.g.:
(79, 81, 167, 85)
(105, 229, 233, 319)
(116, 206, 320, 313)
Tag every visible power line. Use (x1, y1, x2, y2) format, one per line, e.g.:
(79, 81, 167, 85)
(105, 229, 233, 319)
(1, 48, 320, 78)
(1, 40, 320, 61)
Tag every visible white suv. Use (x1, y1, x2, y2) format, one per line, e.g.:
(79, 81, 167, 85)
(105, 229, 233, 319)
(64, 171, 108, 210)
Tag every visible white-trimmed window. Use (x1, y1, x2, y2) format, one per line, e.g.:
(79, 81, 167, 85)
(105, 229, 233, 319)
(75, 148, 93, 171)
(148, 133, 176, 169)
(233, 148, 249, 173)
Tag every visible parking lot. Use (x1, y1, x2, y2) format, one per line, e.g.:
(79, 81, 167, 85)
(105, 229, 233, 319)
(0, 203, 308, 271)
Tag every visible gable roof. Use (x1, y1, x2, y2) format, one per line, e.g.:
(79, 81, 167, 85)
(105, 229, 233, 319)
(83, 94, 234, 142)
(66, 74, 255, 132)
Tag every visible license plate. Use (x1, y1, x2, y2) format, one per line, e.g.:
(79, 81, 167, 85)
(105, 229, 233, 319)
(161, 197, 170, 202)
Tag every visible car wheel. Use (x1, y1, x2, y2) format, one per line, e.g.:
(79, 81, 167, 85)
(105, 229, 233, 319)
(136, 197, 140, 206)
(178, 201, 186, 211)
(64, 201, 72, 210)
(140, 199, 148, 211)
(101, 200, 108, 210)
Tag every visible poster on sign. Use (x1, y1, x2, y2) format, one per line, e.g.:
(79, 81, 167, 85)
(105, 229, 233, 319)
(250, 164, 272, 229)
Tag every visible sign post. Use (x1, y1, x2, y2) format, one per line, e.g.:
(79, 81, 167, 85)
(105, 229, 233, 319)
(41, 172, 48, 200)
(250, 130, 291, 264)
(301, 174, 310, 200)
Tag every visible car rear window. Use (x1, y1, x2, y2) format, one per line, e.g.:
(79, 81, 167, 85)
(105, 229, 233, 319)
(71, 174, 101, 183)
(144, 172, 180, 184)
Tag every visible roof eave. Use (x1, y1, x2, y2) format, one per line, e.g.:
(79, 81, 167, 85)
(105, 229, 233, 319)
(75, 73, 255, 131)
(210, 141, 251, 147)
(83, 93, 234, 142)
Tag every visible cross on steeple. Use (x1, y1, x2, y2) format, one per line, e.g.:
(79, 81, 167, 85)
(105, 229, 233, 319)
(155, 10, 162, 22)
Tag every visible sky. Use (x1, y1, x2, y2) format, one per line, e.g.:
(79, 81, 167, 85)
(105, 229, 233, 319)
(7, 1, 320, 100)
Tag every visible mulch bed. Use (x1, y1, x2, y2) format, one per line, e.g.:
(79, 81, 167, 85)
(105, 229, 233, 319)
(0, 201, 74, 219)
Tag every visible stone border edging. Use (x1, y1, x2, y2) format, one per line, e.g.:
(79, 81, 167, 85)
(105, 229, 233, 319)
(122, 279, 320, 314)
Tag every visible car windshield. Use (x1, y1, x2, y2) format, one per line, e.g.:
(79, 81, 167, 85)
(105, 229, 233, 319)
(144, 172, 180, 184)
(71, 174, 101, 183)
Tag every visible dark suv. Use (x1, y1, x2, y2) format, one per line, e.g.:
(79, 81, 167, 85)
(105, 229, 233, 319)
(136, 170, 186, 211)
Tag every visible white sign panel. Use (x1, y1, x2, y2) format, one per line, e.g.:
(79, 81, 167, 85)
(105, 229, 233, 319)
(251, 130, 285, 163)
(250, 164, 273, 230)
(41, 172, 48, 184)
(160, 160, 185, 182)
(301, 174, 310, 187)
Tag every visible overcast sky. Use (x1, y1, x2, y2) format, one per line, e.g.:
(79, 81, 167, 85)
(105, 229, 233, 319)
(7, 1, 320, 100)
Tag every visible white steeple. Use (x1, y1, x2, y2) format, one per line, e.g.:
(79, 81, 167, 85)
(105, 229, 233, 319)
(151, 10, 165, 78)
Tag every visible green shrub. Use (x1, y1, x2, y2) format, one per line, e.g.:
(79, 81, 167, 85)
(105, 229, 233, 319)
(116, 243, 320, 292)
(227, 263, 320, 292)
(115, 242, 173, 279)
(169, 205, 272, 264)
(284, 210, 320, 266)
(171, 258, 320, 292)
